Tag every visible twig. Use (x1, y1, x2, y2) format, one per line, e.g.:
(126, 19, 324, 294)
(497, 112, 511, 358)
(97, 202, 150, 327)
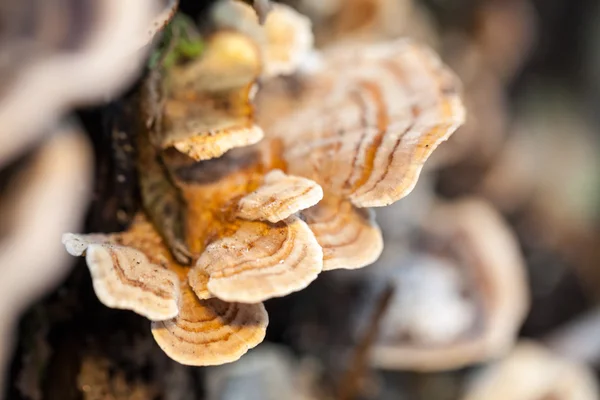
(338, 284, 395, 400)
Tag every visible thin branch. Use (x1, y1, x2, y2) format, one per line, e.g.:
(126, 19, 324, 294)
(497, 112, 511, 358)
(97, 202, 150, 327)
(338, 284, 395, 400)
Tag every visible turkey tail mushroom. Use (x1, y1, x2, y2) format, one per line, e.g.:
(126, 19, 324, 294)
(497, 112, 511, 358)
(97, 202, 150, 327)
(151, 286, 268, 366)
(154, 31, 264, 162)
(301, 194, 383, 271)
(60, 9, 467, 367)
(462, 341, 599, 400)
(61, 233, 181, 321)
(260, 39, 465, 207)
(211, 0, 314, 78)
(370, 198, 529, 371)
(236, 169, 323, 223)
(190, 216, 323, 303)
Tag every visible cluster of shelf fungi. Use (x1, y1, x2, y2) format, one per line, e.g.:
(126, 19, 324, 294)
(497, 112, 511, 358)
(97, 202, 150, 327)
(2, 0, 600, 399)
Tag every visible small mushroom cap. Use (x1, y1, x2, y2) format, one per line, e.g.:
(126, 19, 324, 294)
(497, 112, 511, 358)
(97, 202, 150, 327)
(237, 169, 323, 223)
(171, 125, 264, 163)
(211, 0, 314, 78)
(261, 2, 313, 77)
(170, 32, 262, 92)
(265, 39, 465, 207)
(61, 232, 181, 321)
(370, 198, 528, 371)
(159, 31, 264, 161)
(462, 341, 599, 400)
(151, 286, 268, 366)
(190, 215, 323, 303)
(301, 194, 383, 271)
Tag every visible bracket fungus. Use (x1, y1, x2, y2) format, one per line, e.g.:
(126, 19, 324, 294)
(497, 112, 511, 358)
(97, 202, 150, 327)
(370, 198, 529, 371)
(63, 1, 465, 366)
(151, 286, 267, 366)
(62, 230, 181, 322)
(462, 341, 599, 400)
(151, 31, 265, 162)
(302, 195, 383, 271)
(259, 39, 466, 208)
(62, 215, 189, 320)
(211, 0, 314, 78)
(236, 169, 324, 223)
(192, 215, 323, 303)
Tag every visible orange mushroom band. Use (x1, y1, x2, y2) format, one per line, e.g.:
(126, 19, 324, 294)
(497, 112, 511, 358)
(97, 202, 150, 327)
(62, 1, 465, 366)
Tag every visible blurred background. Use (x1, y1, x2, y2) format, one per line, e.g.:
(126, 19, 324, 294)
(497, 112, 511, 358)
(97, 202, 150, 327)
(3, 0, 600, 398)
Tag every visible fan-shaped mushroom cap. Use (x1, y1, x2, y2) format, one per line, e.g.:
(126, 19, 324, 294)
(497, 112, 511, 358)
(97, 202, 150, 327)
(370, 198, 528, 371)
(260, 39, 465, 207)
(259, 3, 313, 78)
(190, 216, 323, 303)
(172, 126, 264, 163)
(301, 194, 383, 271)
(211, 0, 314, 78)
(61, 215, 202, 320)
(151, 286, 268, 366)
(61, 232, 180, 321)
(237, 169, 323, 223)
(63, 214, 272, 364)
(143, 146, 323, 303)
(156, 31, 264, 161)
(462, 341, 599, 400)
